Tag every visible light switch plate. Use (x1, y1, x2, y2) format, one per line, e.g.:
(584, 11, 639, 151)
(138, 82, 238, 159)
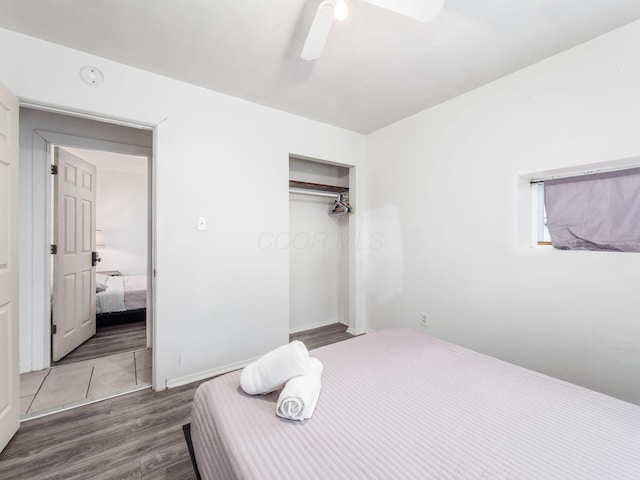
(197, 216, 207, 231)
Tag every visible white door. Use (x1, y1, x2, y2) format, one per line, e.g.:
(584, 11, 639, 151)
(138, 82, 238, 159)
(0, 82, 19, 452)
(51, 147, 97, 361)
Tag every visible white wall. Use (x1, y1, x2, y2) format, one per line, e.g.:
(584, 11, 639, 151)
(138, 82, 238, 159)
(94, 167, 147, 276)
(0, 28, 367, 387)
(365, 20, 640, 404)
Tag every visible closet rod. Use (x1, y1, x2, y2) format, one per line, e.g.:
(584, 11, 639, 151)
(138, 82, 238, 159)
(289, 180, 349, 194)
(289, 188, 341, 198)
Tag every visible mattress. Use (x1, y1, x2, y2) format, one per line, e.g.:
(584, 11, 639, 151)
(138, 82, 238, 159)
(191, 328, 640, 480)
(96, 275, 146, 314)
(123, 275, 147, 310)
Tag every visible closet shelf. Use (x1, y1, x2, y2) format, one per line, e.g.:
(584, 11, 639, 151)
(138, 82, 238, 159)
(289, 180, 349, 194)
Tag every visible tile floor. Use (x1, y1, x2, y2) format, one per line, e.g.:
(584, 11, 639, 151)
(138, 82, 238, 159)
(20, 349, 152, 419)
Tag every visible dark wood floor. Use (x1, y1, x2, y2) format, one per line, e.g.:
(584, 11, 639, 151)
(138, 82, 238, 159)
(0, 323, 354, 480)
(53, 321, 147, 366)
(290, 322, 353, 350)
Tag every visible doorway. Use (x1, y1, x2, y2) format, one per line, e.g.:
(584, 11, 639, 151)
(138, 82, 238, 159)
(50, 146, 149, 367)
(17, 107, 154, 419)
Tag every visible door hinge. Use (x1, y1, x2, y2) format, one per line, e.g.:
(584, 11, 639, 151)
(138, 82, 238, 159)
(51, 165, 58, 175)
(51, 244, 57, 254)
(52, 324, 57, 335)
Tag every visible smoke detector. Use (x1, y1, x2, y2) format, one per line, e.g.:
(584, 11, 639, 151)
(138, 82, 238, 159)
(80, 66, 104, 87)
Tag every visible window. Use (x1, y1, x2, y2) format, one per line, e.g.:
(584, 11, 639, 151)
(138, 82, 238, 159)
(536, 183, 552, 245)
(535, 167, 640, 252)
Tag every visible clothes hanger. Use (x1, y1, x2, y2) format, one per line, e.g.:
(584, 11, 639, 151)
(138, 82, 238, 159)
(341, 195, 352, 213)
(329, 194, 351, 216)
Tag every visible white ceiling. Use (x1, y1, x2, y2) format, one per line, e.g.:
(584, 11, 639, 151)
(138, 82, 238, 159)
(1, 0, 640, 133)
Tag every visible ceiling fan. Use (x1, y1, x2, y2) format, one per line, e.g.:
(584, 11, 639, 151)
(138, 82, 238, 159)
(301, 0, 446, 60)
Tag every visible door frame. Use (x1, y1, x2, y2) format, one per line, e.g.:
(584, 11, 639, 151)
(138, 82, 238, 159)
(288, 154, 365, 335)
(20, 103, 158, 390)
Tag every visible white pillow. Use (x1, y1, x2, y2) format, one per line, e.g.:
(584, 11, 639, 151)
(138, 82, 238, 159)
(96, 273, 109, 293)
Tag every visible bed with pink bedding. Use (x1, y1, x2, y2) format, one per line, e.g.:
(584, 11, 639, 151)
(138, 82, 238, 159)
(95, 274, 146, 326)
(191, 328, 640, 480)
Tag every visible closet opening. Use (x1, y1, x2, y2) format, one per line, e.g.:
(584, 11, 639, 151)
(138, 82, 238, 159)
(289, 156, 352, 336)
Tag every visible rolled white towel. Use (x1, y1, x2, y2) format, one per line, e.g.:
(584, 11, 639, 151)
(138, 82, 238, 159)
(276, 358, 323, 421)
(240, 340, 310, 395)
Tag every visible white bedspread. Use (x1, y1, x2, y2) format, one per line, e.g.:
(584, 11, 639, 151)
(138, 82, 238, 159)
(123, 275, 147, 310)
(96, 276, 125, 314)
(192, 328, 640, 480)
(96, 275, 146, 314)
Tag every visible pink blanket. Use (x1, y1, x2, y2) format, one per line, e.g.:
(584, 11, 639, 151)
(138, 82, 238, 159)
(192, 328, 640, 479)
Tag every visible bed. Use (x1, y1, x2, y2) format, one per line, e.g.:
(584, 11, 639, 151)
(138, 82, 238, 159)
(191, 327, 640, 480)
(96, 274, 147, 327)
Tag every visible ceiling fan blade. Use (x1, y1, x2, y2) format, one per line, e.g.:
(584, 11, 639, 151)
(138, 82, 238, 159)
(301, 0, 335, 61)
(363, 0, 445, 22)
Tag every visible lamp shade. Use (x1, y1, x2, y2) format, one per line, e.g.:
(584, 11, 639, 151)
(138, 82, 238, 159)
(96, 230, 105, 247)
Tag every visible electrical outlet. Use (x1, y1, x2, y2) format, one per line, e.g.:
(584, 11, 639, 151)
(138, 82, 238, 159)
(420, 312, 430, 327)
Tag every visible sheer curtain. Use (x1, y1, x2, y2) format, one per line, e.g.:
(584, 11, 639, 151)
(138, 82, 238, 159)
(544, 168, 640, 252)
